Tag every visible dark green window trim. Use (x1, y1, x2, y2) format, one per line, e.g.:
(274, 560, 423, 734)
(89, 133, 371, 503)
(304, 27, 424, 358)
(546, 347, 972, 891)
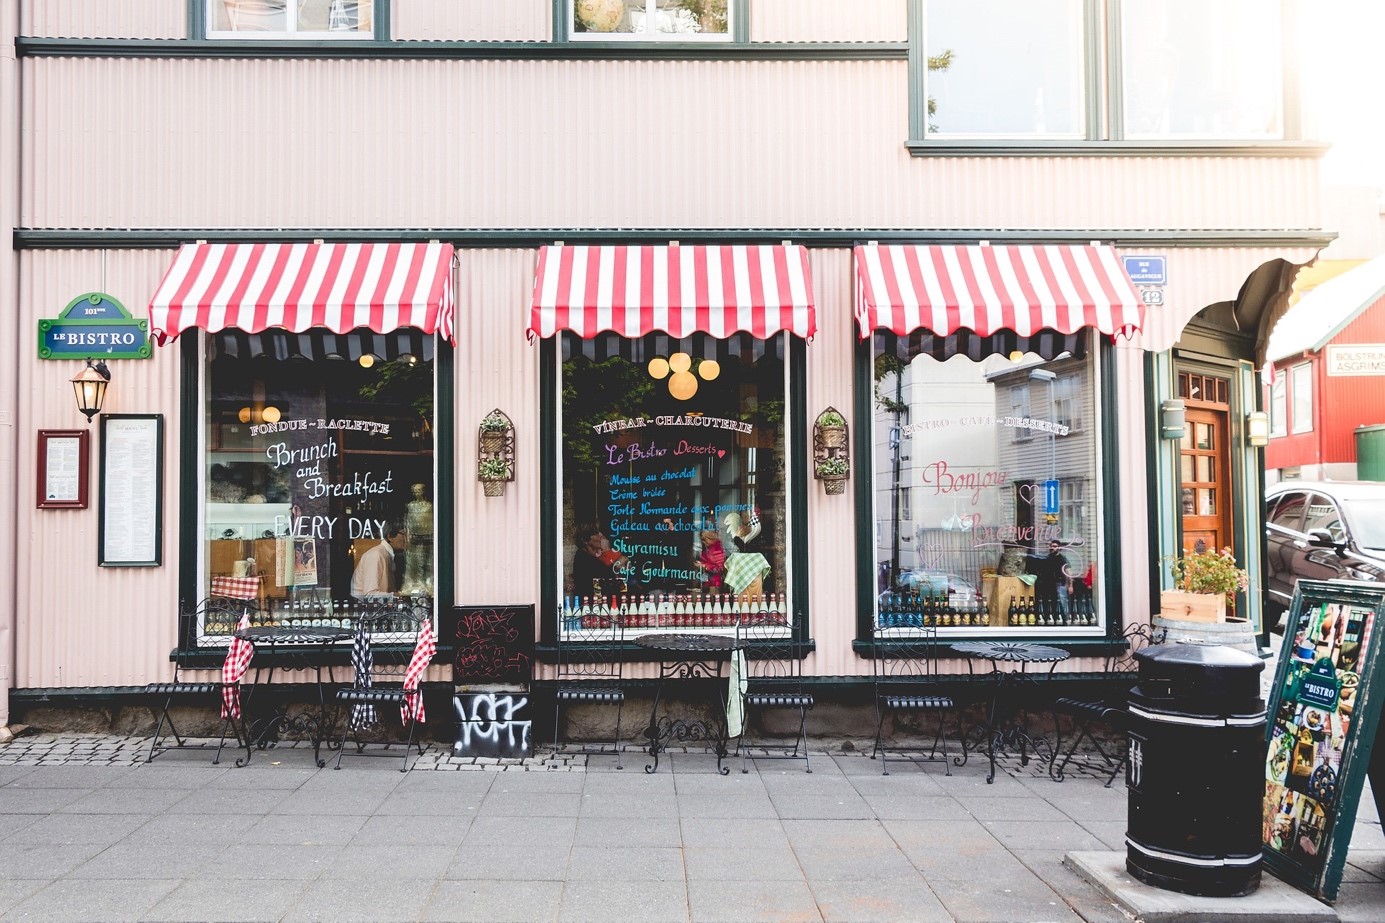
(16, 36, 902, 61)
(554, 0, 749, 44)
(13, 228, 1338, 251)
(189, 0, 390, 43)
(538, 333, 811, 650)
(908, 0, 1309, 152)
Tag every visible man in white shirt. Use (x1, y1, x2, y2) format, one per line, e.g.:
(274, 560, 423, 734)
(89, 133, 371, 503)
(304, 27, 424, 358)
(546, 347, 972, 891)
(351, 524, 408, 599)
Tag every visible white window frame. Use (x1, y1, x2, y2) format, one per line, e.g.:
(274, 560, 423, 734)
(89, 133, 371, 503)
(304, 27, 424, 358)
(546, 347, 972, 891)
(1290, 363, 1313, 434)
(1269, 369, 1287, 437)
(1011, 384, 1032, 443)
(568, 0, 736, 42)
(1053, 374, 1082, 433)
(205, 0, 377, 40)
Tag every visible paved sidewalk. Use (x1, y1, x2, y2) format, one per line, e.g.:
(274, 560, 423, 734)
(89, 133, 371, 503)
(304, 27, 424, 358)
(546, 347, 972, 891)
(1, 733, 1382, 922)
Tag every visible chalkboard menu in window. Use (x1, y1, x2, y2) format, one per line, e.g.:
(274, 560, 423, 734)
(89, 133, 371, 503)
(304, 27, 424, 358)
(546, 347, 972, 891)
(1262, 579, 1385, 901)
(446, 605, 534, 685)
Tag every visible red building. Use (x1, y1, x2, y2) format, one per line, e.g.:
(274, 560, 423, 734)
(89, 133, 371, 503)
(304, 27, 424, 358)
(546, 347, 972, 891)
(1265, 255, 1385, 481)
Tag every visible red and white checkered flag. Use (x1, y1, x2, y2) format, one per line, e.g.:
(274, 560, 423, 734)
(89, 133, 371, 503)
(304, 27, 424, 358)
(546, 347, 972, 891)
(221, 614, 255, 720)
(401, 617, 436, 724)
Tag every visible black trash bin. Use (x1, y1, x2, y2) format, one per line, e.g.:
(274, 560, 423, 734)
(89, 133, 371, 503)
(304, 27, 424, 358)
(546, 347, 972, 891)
(1125, 638, 1266, 897)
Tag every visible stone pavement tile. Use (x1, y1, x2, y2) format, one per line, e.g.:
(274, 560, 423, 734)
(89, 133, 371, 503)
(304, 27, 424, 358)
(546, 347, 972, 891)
(953, 793, 1070, 822)
(318, 844, 457, 879)
(212, 843, 344, 879)
(350, 813, 472, 847)
(422, 880, 564, 923)
(809, 876, 953, 923)
(240, 812, 369, 845)
(68, 843, 227, 880)
(1074, 819, 1127, 851)
(661, 752, 736, 775)
(566, 845, 685, 881)
(575, 814, 682, 848)
(8, 811, 152, 846)
(0, 881, 47, 916)
(845, 770, 949, 797)
(273, 787, 395, 816)
(143, 877, 307, 922)
(1344, 851, 1385, 882)
(793, 843, 920, 880)
(0, 844, 103, 879)
(200, 763, 320, 789)
(444, 844, 572, 880)
(781, 818, 900, 851)
(1, 877, 180, 922)
(767, 792, 876, 820)
(294, 769, 407, 795)
(164, 785, 292, 814)
(1011, 852, 1133, 923)
(758, 771, 857, 796)
(1336, 881, 1385, 923)
(376, 787, 485, 815)
(884, 820, 1031, 880)
(686, 877, 820, 923)
(479, 790, 584, 817)
(929, 870, 1085, 923)
(463, 815, 577, 848)
(394, 771, 495, 794)
(0, 815, 39, 842)
(928, 766, 1035, 796)
(683, 845, 804, 881)
(0, 767, 35, 786)
(113, 764, 228, 787)
(581, 769, 676, 795)
(1348, 822, 1385, 850)
(559, 877, 691, 923)
(0, 787, 93, 813)
(122, 811, 259, 846)
(485, 770, 587, 794)
(676, 792, 778, 819)
(983, 818, 1111, 853)
(55, 786, 195, 815)
(281, 876, 438, 923)
(859, 793, 975, 821)
(2, 766, 130, 788)
(674, 771, 766, 795)
(580, 792, 680, 818)
(679, 816, 790, 849)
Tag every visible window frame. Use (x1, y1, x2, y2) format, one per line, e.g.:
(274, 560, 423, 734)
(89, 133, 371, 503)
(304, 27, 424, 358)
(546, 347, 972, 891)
(197, 0, 389, 41)
(556, 0, 747, 44)
(1269, 368, 1288, 437)
(1290, 362, 1313, 434)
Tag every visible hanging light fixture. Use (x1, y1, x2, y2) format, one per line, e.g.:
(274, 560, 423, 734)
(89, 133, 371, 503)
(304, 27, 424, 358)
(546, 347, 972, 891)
(70, 360, 111, 424)
(647, 352, 722, 401)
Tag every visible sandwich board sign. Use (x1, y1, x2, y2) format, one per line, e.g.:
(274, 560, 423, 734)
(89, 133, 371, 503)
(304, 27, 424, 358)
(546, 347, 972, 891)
(1262, 579, 1385, 902)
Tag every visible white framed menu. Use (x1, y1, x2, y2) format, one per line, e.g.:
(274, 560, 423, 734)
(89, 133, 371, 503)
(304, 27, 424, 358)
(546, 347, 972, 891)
(99, 414, 163, 566)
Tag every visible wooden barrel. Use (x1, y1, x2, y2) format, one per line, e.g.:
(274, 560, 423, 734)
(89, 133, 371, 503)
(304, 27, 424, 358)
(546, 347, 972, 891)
(1152, 614, 1259, 655)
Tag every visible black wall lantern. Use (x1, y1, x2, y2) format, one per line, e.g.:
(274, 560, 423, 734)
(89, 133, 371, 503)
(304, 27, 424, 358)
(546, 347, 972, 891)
(70, 360, 111, 423)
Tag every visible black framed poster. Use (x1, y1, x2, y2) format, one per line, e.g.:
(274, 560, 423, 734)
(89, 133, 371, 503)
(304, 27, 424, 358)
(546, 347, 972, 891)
(1262, 579, 1385, 902)
(98, 414, 164, 566)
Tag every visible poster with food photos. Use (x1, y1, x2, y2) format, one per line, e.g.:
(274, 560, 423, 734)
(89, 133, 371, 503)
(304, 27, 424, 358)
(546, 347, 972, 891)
(1263, 580, 1385, 901)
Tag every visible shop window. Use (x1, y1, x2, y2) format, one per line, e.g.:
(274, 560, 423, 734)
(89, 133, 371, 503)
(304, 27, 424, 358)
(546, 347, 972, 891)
(1269, 369, 1287, 436)
(201, 329, 434, 640)
(874, 333, 1101, 632)
(559, 332, 789, 630)
(920, 0, 1086, 138)
(567, 0, 734, 40)
(1290, 363, 1313, 434)
(205, 0, 378, 39)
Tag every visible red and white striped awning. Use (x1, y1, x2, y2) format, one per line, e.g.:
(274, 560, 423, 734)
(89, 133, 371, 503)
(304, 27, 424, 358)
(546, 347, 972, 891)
(854, 244, 1144, 340)
(528, 244, 816, 340)
(148, 242, 456, 345)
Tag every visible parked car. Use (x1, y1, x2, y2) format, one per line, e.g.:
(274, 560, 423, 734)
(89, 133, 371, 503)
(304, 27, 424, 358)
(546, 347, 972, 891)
(1264, 481, 1385, 629)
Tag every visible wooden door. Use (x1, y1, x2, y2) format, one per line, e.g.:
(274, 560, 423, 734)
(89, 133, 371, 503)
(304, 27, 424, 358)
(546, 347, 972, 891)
(1180, 407, 1230, 554)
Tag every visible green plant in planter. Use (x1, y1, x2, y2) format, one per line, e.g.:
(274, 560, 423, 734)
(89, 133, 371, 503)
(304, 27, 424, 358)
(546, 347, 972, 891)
(1167, 546, 1249, 607)
(818, 409, 846, 427)
(815, 457, 849, 478)
(478, 457, 512, 481)
(480, 411, 510, 433)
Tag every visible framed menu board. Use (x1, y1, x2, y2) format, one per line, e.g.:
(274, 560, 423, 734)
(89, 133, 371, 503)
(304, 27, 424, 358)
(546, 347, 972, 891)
(98, 414, 163, 566)
(1262, 579, 1385, 902)
(36, 429, 89, 509)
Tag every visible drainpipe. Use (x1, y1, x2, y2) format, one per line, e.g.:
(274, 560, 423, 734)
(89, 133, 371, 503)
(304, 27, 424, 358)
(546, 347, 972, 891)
(0, 1, 18, 735)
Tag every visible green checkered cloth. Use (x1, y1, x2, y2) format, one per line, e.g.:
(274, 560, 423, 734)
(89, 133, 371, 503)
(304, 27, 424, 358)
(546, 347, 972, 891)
(725, 552, 771, 596)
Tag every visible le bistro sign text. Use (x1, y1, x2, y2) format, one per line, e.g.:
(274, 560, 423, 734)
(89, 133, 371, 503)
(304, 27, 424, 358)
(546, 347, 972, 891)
(38, 292, 150, 361)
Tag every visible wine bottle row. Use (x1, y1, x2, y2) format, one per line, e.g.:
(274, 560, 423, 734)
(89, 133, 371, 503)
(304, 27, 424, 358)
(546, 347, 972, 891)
(203, 598, 424, 635)
(561, 592, 787, 630)
(1005, 594, 1097, 627)
(877, 592, 990, 628)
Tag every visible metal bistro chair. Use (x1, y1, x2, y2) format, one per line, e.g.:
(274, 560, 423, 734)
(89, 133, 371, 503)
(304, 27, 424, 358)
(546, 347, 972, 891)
(144, 597, 254, 765)
(733, 609, 814, 774)
(1050, 621, 1164, 786)
(871, 623, 964, 776)
(334, 601, 434, 772)
(552, 602, 626, 769)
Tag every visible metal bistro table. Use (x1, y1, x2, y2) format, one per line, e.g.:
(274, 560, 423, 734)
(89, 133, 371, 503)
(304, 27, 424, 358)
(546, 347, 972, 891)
(635, 632, 742, 776)
(234, 624, 352, 768)
(952, 640, 1070, 784)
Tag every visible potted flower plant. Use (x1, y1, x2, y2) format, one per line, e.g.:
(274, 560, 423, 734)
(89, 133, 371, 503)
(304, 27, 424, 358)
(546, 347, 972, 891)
(815, 456, 850, 494)
(1162, 546, 1249, 622)
(817, 408, 847, 450)
(478, 456, 512, 497)
(479, 410, 511, 453)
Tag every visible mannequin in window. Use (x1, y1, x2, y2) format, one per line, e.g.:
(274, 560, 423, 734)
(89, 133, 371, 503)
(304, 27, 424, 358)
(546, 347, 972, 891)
(402, 483, 433, 595)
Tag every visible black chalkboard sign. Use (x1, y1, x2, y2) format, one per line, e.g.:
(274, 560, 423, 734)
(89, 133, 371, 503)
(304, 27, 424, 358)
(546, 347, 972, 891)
(446, 605, 534, 685)
(1262, 579, 1385, 902)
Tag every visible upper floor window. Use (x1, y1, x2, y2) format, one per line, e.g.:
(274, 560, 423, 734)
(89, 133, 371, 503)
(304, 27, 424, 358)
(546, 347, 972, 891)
(1290, 363, 1313, 434)
(569, 0, 733, 41)
(1053, 374, 1082, 432)
(922, 0, 1086, 138)
(1269, 369, 1287, 437)
(206, 0, 377, 39)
